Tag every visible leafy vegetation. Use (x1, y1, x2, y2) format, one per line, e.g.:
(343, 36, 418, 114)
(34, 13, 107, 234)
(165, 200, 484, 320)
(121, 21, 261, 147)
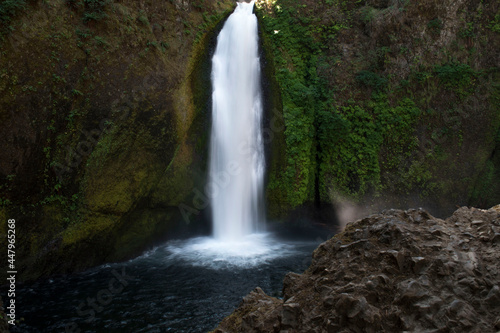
(256, 1, 322, 206)
(489, 12, 500, 32)
(434, 62, 476, 97)
(356, 71, 388, 92)
(258, 0, 498, 209)
(427, 18, 443, 35)
(0, 0, 498, 282)
(0, 0, 27, 38)
(257, 0, 425, 205)
(83, 0, 110, 22)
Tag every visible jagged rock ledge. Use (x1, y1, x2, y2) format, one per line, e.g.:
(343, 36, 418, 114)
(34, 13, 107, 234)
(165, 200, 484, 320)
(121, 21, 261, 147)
(213, 205, 500, 333)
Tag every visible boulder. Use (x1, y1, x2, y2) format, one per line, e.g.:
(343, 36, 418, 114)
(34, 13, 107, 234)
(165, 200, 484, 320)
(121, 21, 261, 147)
(213, 206, 500, 332)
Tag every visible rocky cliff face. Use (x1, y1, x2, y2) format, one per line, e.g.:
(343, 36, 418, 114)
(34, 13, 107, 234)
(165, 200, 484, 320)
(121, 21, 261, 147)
(0, 0, 498, 281)
(0, 0, 234, 281)
(257, 0, 500, 219)
(214, 205, 500, 332)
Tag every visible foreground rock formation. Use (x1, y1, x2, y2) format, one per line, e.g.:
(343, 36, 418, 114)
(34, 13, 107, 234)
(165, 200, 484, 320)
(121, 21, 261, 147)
(214, 205, 500, 332)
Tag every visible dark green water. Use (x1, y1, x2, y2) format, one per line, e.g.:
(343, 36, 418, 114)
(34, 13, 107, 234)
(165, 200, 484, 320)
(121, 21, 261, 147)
(6, 234, 319, 332)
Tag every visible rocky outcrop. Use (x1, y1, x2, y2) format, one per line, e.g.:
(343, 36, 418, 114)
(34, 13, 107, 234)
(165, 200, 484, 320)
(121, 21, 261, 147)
(214, 205, 500, 332)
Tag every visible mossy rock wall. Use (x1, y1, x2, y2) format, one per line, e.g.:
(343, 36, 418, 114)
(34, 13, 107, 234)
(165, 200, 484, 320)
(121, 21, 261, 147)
(1, 0, 499, 281)
(256, 0, 500, 219)
(0, 0, 234, 281)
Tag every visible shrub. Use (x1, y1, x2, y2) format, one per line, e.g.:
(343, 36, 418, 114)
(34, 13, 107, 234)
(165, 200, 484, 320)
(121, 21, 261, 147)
(0, 0, 26, 23)
(356, 70, 388, 92)
(427, 18, 443, 35)
(0, 0, 27, 37)
(434, 62, 476, 96)
(82, 0, 109, 23)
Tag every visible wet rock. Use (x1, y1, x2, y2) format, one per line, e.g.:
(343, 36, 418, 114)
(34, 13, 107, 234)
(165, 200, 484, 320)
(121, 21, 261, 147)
(495, 317, 500, 329)
(414, 296, 443, 313)
(472, 220, 485, 226)
(492, 233, 500, 243)
(213, 206, 500, 333)
(281, 302, 300, 328)
(484, 285, 500, 306)
(322, 296, 336, 308)
(411, 256, 428, 274)
(395, 280, 428, 304)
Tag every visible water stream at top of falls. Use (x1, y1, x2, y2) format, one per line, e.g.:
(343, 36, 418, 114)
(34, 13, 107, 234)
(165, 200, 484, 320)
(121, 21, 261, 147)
(209, 0, 265, 241)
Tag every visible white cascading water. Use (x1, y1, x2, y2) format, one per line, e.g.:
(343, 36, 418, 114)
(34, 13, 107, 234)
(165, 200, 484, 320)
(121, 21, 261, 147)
(209, 0, 265, 241)
(162, 1, 297, 267)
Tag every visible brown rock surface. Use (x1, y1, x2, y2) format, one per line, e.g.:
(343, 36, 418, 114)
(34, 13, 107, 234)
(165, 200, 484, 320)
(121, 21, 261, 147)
(213, 206, 500, 332)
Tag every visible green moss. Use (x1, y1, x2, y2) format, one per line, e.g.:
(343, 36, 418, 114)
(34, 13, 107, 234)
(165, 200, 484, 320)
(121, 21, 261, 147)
(489, 11, 500, 32)
(258, 19, 288, 217)
(256, 0, 499, 216)
(318, 96, 422, 199)
(470, 126, 500, 207)
(356, 71, 388, 92)
(470, 160, 496, 205)
(256, 1, 323, 208)
(62, 212, 117, 245)
(434, 62, 477, 97)
(149, 145, 193, 207)
(110, 208, 176, 260)
(427, 18, 443, 35)
(0, 0, 28, 39)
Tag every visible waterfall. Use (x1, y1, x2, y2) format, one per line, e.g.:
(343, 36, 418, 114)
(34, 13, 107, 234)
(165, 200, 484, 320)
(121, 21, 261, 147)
(209, 0, 265, 241)
(165, 0, 293, 268)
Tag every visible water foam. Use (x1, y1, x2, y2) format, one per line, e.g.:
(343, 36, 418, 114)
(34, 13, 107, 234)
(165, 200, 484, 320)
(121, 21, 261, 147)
(163, 234, 297, 269)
